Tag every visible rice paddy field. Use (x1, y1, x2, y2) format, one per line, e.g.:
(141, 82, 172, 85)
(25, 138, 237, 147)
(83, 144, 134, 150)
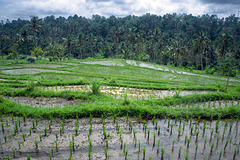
(0, 58, 240, 160)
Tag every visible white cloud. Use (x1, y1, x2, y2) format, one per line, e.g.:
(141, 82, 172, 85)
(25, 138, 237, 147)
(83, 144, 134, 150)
(0, 0, 238, 21)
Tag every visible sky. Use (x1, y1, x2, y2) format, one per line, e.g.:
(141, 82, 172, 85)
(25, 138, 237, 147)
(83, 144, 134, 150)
(0, 0, 240, 21)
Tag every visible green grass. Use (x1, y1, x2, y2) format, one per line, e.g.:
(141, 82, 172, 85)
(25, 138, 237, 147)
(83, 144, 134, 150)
(0, 95, 240, 119)
(0, 58, 239, 120)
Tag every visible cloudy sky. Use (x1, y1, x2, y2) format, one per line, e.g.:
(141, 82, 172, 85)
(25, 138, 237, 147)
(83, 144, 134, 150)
(0, 0, 239, 21)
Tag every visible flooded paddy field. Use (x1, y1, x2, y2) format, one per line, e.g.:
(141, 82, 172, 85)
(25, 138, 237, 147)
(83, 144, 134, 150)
(45, 85, 214, 100)
(126, 60, 240, 82)
(0, 64, 68, 70)
(1, 69, 69, 75)
(81, 61, 124, 66)
(0, 116, 239, 160)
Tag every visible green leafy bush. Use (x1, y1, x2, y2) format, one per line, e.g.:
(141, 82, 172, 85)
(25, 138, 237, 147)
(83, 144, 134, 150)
(220, 63, 238, 77)
(230, 69, 238, 77)
(236, 85, 240, 92)
(187, 66, 194, 72)
(90, 80, 101, 95)
(109, 78, 116, 84)
(25, 80, 35, 93)
(123, 88, 130, 105)
(205, 65, 215, 75)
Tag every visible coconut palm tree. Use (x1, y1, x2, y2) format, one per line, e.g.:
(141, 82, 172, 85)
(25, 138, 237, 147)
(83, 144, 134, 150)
(128, 27, 137, 54)
(26, 16, 43, 47)
(78, 33, 84, 59)
(216, 30, 234, 59)
(173, 38, 185, 67)
(17, 28, 31, 55)
(114, 26, 120, 58)
(45, 43, 56, 60)
(151, 28, 163, 62)
(216, 31, 235, 92)
(30, 46, 43, 61)
(0, 35, 9, 59)
(193, 31, 211, 71)
(11, 43, 19, 63)
(64, 34, 75, 57)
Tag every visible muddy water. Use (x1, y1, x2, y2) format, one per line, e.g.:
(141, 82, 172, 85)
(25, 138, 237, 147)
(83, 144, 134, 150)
(175, 100, 240, 108)
(0, 117, 239, 160)
(45, 85, 212, 100)
(6, 97, 82, 108)
(126, 60, 240, 82)
(1, 69, 69, 75)
(81, 61, 124, 66)
(0, 64, 66, 70)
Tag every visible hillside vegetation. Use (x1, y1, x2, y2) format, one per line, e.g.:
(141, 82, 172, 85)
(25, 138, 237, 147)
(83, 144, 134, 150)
(0, 13, 239, 76)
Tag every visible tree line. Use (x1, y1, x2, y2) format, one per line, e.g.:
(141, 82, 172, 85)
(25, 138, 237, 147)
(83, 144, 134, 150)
(0, 13, 239, 76)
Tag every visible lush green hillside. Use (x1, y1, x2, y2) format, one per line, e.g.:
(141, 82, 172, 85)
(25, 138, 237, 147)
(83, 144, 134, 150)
(0, 14, 239, 76)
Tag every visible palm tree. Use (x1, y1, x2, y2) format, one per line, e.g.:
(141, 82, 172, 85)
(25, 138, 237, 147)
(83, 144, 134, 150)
(26, 16, 43, 47)
(151, 28, 163, 62)
(64, 34, 75, 57)
(173, 38, 185, 67)
(30, 47, 43, 61)
(45, 43, 56, 60)
(78, 33, 84, 59)
(216, 31, 235, 92)
(0, 35, 9, 59)
(192, 31, 211, 71)
(216, 30, 234, 65)
(12, 43, 19, 63)
(55, 43, 65, 60)
(114, 26, 120, 58)
(128, 27, 137, 55)
(17, 28, 31, 55)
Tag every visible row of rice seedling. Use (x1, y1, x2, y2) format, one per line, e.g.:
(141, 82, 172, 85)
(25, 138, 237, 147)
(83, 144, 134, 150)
(0, 114, 240, 159)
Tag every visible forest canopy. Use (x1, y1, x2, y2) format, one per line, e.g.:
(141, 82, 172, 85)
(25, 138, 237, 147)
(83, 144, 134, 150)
(0, 13, 239, 75)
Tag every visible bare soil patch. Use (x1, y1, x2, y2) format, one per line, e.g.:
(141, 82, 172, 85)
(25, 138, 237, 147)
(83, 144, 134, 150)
(23, 64, 67, 68)
(126, 60, 240, 82)
(1, 69, 69, 75)
(81, 61, 124, 66)
(6, 97, 82, 108)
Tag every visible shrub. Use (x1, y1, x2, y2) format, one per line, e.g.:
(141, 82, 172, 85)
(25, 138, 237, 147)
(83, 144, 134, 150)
(187, 66, 194, 72)
(109, 78, 116, 84)
(174, 88, 181, 98)
(25, 80, 35, 93)
(236, 85, 240, 92)
(205, 65, 215, 75)
(123, 88, 130, 105)
(90, 80, 101, 95)
(230, 69, 238, 77)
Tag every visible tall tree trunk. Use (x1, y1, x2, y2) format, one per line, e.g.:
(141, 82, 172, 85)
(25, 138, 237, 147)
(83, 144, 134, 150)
(201, 51, 203, 71)
(176, 53, 179, 67)
(205, 52, 207, 67)
(225, 59, 232, 92)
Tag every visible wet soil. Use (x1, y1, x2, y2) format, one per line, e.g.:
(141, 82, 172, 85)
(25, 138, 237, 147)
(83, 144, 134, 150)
(126, 60, 240, 82)
(180, 100, 240, 108)
(45, 85, 213, 100)
(0, 117, 239, 160)
(6, 97, 82, 108)
(81, 61, 124, 66)
(1, 69, 69, 75)
(0, 64, 67, 70)
(22, 64, 67, 68)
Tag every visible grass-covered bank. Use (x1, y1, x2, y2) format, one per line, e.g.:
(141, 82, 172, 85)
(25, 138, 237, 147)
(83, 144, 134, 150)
(1, 95, 240, 120)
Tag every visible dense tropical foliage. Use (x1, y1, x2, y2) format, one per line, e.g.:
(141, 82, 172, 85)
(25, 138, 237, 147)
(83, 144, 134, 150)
(0, 13, 239, 75)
